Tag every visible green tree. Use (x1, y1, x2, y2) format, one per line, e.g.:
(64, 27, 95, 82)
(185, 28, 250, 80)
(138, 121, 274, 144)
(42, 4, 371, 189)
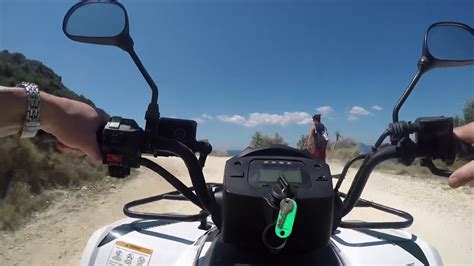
(250, 131, 264, 148)
(463, 98, 474, 123)
(296, 134, 308, 150)
(272, 133, 287, 146)
(250, 131, 288, 148)
(3, 64, 13, 77)
(11, 53, 25, 64)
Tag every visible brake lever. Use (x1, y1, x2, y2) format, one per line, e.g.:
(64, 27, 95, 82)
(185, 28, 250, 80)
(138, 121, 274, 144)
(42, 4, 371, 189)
(419, 158, 452, 177)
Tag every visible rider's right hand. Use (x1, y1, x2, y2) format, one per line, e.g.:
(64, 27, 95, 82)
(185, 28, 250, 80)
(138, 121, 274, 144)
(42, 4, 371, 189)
(449, 122, 474, 188)
(41, 92, 106, 164)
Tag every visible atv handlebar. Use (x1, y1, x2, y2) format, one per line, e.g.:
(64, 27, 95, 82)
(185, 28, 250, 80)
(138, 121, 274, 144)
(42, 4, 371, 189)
(98, 115, 473, 228)
(340, 116, 474, 218)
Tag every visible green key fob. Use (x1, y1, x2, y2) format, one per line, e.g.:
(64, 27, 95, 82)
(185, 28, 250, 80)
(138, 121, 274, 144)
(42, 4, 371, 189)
(275, 198, 297, 239)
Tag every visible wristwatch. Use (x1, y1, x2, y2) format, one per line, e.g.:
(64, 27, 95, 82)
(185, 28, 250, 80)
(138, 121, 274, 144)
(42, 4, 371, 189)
(17, 82, 41, 138)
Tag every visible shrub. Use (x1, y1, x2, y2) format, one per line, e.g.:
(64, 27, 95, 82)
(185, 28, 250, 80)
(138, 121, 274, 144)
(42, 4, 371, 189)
(0, 136, 105, 230)
(327, 146, 360, 161)
(250, 132, 288, 148)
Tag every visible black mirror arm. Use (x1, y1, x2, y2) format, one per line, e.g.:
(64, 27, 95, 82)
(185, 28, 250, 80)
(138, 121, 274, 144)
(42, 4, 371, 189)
(126, 46, 160, 146)
(392, 63, 428, 123)
(127, 47, 160, 123)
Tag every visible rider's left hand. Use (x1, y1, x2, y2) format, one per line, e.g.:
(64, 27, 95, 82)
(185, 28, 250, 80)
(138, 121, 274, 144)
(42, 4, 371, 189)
(448, 123, 474, 188)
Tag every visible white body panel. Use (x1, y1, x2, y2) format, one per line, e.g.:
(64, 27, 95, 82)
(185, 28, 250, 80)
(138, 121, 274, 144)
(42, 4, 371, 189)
(81, 218, 442, 266)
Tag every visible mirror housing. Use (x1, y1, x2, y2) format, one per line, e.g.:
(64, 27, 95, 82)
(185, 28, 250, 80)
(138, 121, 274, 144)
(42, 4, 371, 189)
(62, 1, 133, 51)
(420, 22, 474, 71)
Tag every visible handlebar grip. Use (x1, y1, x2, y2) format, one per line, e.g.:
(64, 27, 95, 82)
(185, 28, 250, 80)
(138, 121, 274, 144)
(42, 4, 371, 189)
(455, 137, 474, 161)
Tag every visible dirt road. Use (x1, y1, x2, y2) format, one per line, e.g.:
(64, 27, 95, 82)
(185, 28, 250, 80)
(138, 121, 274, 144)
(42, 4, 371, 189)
(0, 156, 472, 265)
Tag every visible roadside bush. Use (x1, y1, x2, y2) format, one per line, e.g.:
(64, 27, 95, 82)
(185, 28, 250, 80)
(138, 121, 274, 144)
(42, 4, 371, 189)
(0, 136, 105, 230)
(327, 146, 360, 161)
(327, 138, 360, 161)
(375, 160, 431, 176)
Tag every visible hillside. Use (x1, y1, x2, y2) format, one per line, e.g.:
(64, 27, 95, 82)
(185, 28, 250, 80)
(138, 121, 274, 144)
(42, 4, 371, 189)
(0, 50, 95, 106)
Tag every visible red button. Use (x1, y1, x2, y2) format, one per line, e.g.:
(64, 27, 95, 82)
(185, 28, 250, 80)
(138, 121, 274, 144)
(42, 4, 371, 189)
(106, 154, 123, 164)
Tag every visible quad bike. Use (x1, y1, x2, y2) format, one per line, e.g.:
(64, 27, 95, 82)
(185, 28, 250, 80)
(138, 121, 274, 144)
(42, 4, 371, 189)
(62, 1, 474, 265)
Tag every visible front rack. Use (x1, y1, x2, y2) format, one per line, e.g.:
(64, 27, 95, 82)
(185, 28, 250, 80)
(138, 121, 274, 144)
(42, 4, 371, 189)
(123, 182, 223, 222)
(338, 192, 414, 229)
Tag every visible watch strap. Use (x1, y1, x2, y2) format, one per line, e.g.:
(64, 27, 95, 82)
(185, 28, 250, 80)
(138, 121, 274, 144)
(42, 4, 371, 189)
(18, 82, 41, 138)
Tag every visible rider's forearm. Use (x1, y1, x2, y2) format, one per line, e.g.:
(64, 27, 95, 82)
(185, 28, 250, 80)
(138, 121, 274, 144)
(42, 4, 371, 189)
(0, 86, 27, 137)
(0, 86, 66, 137)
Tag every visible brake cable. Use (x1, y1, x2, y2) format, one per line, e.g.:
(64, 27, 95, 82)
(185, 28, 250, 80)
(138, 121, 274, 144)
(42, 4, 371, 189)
(140, 157, 202, 208)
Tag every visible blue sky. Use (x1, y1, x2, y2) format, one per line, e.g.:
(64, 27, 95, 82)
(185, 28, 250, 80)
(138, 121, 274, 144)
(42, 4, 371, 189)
(1, 0, 473, 150)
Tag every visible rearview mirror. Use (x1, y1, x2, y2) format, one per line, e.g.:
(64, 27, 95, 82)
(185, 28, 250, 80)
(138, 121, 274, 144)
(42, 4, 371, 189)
(62, 1, 133, 51)
(63, 0, 160, 130)
(422, 22, 474, 69)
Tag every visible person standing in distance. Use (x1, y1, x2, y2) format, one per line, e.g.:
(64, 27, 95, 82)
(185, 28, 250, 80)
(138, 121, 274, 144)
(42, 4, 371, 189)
(306, 114, 329, 162)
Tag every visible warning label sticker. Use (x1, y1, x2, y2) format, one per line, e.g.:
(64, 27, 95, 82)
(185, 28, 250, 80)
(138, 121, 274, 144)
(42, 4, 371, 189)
(106, 241, 153, 266)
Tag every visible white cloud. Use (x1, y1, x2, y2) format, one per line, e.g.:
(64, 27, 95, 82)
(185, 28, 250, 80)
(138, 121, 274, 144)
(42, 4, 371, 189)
(202, 114, 214, 120)
(193, 114, 214, 123)
(348, 114, 358, 121)
(217, 112, 313, 127)
(315, 106, 334, 117)
(372, 105, 383, 111)
(349, 106, 370, 116)
(347, 106, 370, 121)
(216, 114, 248, 126)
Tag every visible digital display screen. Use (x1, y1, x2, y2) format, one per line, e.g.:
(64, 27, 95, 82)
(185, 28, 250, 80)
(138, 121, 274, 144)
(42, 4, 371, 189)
(250, 161, 304, 183)
(257, 167, 303, 183)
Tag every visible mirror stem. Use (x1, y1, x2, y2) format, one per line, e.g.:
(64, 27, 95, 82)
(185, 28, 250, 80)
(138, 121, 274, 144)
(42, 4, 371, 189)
(392, 65, 426, 122)
(128, 48, 160, 121)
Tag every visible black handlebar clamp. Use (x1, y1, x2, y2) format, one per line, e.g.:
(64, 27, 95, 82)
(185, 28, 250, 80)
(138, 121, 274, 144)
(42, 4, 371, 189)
(102, 116, 144, 178)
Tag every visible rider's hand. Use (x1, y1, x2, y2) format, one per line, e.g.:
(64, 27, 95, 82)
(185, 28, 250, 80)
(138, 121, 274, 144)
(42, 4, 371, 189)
(41, 93, 105, 164)
(449, 122, 474, 188)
